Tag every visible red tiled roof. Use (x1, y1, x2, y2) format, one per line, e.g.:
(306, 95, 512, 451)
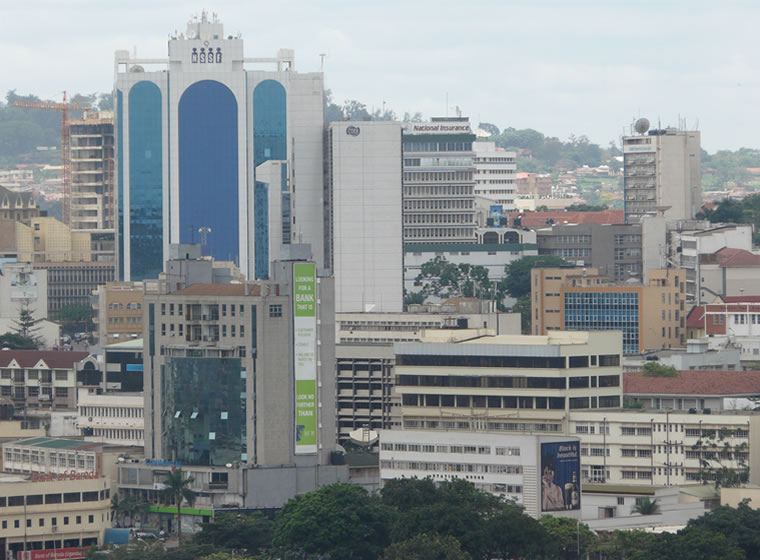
(686, 306, 705, 328)
(624, 370, 760, 396)
(0, 351, 90, 369)
(709, 247, 760, 267)
(513, 210, 625, 227)
(720, 296, 760, 303)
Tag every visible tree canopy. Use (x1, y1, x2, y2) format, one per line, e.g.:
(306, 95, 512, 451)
(501, 256, 569, 299)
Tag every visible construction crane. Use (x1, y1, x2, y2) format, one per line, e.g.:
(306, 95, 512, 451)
(12, 91, 90, 225)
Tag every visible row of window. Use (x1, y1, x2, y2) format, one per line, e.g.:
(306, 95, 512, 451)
(0, 489, 106, 508)
(403, 141, 473, 153)
(4, 450, 94, 469)
(1, 513, 102, 530)
(398, 373, 620, 389)
(403, 199, 474, 210)
(402, 418, 562, 433)
(404, 213, 475, 224)
(403, 227, 475, 239)
(79, 406, 143, 418)
(396, 354, 620, 368)
(403, 171, 473, 182)
(1, 386, 69, 398)
(381, 460, 522, 474)
(1, 370, 67, 382)
(108, 302, 142, 310)
(380, 442, 520, 456)
(91, 428, 144, 441)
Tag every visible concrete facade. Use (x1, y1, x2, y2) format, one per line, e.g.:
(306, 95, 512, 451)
(531, 267, 686, 353)
(327, 121, 403, 313)
(402, 118, 477, 245)
(536, 223, 643, 282)
(472, 141, 517, 212)
(623, 128, 701, 224)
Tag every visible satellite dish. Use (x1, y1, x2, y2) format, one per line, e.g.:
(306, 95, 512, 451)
(634, 118, 650, 135)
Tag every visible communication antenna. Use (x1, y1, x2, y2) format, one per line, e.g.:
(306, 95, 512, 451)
(198, 226, 212, 256)
(634, 118, 650, 135)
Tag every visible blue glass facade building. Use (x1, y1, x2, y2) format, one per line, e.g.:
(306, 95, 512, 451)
(564, 292, 640, 355)
(115, 18, 325, 281)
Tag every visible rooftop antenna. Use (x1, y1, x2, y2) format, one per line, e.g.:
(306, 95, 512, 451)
(198, 226, 212, 256)
(319, 53, 326, 73)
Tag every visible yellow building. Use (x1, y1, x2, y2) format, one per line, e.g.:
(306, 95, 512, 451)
(93, 282, 145, 344)
(15, 217, 93, 263)
(0, 473, 112, 558)
(531, 267, 685, 354)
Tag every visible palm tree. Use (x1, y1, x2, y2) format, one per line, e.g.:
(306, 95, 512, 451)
(632, 497, 660, 515)
(161, 468, 197, 543)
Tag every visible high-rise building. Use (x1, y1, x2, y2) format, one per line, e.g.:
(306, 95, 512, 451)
(402, 118, 477, 245)
(472, 141, 517, 212)
(142, 248, 338, 472)
(326, 121, 403, 313)
(115, 12, 324, 281)
(623, 127, 701, 224)
(69, 111, 115, 232)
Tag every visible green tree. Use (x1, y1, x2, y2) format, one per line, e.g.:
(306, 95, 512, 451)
(415, 257, 493, 300)
(632, 497, 660, 515)
(686, 502, 760, 558)
(194, 512, 273, 554)
(0, 332, 40, 350)
(511, 295, 532, 334)
(57, 303, 94, 334)
(484, 505, 556, 559)
(628, 528, 746, 560)
(539, 516, 596, 560)
(273, 482, 393, 560)
(324, 89, 344, 122)
(593, 530, 656, 560)
(161, 468, 197, 544)
(642, 362, 679, 377)
(384, 478, 503, 560)
(343, 99, 372, 121)
(382, 533, 471, 560)
(13, 301, 42, 342)
(692, 429, 749, 489)
(477, 122, 500, 137)
(501, 256, 568, 299)
(565, 203, 609, 212)
(403, 289, 427, 308)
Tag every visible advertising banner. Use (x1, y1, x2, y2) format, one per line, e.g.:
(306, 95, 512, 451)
(19, 549, 85, 560)
(541, 441, 581, 512)
(489, 205, 503, 226)
(293, 262, 317, 454)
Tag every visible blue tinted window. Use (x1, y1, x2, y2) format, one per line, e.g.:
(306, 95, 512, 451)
(178, 80, 239, 262)
(128, 81, 163, 281)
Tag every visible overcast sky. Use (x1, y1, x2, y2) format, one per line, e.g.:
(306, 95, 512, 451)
(2, 1, 757, 152)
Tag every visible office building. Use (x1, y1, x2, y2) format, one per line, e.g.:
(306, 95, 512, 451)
(666, 223, 753, 303)
(623, 127, 701, 224)
(472, 141, 517, 212)
(69, 111, 115, 232)
(0, 472, 112, 558)
(326, 121, 403, 313)
(379, 430, 582, 519)
(35, 261, 114, 319)
(142, 248, 339, 465)
(0, 351, 94, 413)
(92, 282, 144, 344)
(115, 12, 325, 281)
(402, 118, 477, 245)
(335, 308, 521, 442)
(536, 223, 643, 282)
(531, 267, 686, 353)
(77, 388, 144, 447)
(0, 262, 47, 323)
(395, 330, 623, 435)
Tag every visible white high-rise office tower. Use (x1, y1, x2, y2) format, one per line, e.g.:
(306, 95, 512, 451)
(623, 122, 701, 224)
(473, 141, 517, 212)
(326, 121, 403, 313)
(115, 12, 325, 281)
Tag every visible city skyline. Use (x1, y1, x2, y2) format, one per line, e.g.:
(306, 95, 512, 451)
(1, 0, 758, 152)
